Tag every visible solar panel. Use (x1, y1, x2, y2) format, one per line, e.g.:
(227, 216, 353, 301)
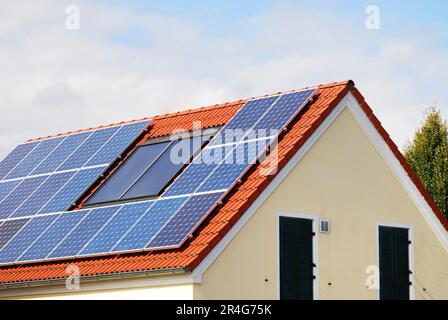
(40, 167, 105, 214)
(48, 206, 120, 259)
(86, 121, 149, 166)
(208, 96, 279, 146)
(152, 88, 316, 249)
(162, 145, 229, 196)
(0, 218, 30, 250)
(11, 171, 76, 218)
(148, 192, 224, 249)
(197, 139, 270, 193)
(5, 137, 65, 180)
(0, 87, 317, 266)
(0, 121, 150, 219)
(112, 197, 188, 252)
(0, 215, 57, 263)
(30, 132, 91, 175)
(80, 201, 155, 256)
(0, 176, 48, 219)
(0, 142, 38, 180)
(18, 210, 89, 263)
(0, 121, 150, 264)
(58, 126, 120, 170)
(253, 90, 315, 138)
(0, 180, 20, 204)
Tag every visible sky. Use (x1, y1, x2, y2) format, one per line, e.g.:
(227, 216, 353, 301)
(0, 0, 447, 158)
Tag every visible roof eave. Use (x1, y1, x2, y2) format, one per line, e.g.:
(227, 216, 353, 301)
(0, 266, 188, 290)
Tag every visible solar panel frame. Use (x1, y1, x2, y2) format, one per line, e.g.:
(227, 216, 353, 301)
(122, 135, 209, 200)
(86, 142, 171, 205)
(117, 140, 173, 199)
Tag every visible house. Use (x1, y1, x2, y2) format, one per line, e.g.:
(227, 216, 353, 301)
(0, 80, 446, 300)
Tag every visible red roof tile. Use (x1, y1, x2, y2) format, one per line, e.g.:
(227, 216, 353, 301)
(0, 80, 446, 285)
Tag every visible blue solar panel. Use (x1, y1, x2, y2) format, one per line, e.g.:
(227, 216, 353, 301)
(0, 142, 38, 180)
(0, 215, 57, 263)
(197, 140, 269, 193)
(11, 171, 76, 218)
(48, 206, 120, 259)
(18, 210, 89, 262)
(209, 96, 279, 146)
(80, 201, 155, 256)
(0, 89, 318, 264)
(163, 145, 229, 196)
(86, 121, 149, 167)
(148, 192, 224, 248)
(0, 218, 30, 251)
(112, 197, 187, 252)
(0, 180, 20, 204)
(253, 89, 316, 138)
(40, 167, 104, 214)
(58, 126, 119, 171)
(0, 176, 47, 219)
(5, 137, 65, 179)
(30, 132, 92, 175)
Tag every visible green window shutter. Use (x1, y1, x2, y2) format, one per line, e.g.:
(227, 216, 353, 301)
(279, 217, 314, 300)
(379, 226, 410, 300)
(393, 228, 411, 300)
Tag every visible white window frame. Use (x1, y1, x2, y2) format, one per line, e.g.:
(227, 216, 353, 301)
(376, 221, 415, 300)
(276, 211, 319, 300)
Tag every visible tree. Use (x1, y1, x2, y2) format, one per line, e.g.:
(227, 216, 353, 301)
(404, 107, 448, 219)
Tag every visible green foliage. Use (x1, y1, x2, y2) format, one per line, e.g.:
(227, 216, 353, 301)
(404, 107, 448, 219)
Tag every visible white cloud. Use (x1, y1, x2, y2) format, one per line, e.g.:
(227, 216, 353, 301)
(0, 0, 446, 159)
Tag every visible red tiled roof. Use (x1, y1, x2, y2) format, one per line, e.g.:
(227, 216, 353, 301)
(0, 80, 446, 285)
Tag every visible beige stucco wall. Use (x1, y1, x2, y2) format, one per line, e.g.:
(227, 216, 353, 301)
(193, 107, 448, 300)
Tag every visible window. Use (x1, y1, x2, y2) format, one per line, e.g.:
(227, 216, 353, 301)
(378, 225, 411, 300)
(279, 216, 315, 300)
(86, 133, 210, 205)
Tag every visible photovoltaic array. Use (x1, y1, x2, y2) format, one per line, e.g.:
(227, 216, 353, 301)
(0, 88, 316, 265)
